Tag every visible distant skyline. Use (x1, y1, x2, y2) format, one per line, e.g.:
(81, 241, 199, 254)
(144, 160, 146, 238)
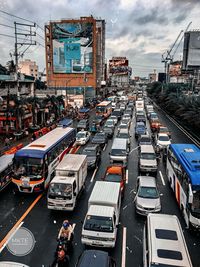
(0, 0, 199, 77)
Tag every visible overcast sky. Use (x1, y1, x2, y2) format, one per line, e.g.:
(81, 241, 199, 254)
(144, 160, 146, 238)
(0, 0, 199, 77)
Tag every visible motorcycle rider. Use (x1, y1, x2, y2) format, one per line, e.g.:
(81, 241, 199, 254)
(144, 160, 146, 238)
(58, 220, 73, 242)
(51, 244, 69, 267)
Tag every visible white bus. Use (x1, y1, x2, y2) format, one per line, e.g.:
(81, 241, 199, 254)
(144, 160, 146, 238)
(166, 144, 200, 230)
(143, 213, 193, 267)
(12, 127, 76, 193)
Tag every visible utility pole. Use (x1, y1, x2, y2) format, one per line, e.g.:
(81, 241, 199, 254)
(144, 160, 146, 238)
(14, 21, 36, 100)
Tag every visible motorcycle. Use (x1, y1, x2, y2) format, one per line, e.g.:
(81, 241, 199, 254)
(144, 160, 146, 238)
(51, 242, 70, 267)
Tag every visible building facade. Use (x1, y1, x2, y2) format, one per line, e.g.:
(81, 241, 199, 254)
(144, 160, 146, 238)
(19, 59, 38, 79)
(108, 57, 132, 87)
(45, 16, 105, 104)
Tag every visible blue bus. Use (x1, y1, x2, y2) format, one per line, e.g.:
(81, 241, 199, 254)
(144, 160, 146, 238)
(12, 127, 76, 193)
(166, 144, 200, 229)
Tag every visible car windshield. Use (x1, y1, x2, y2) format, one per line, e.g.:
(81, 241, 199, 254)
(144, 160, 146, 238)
(141, 152, 156, 160)
(140, 137, 151, 143)
(14, 157, 43, 176)
(159, 135, 169, 141)
(76, 132, 86, 138)
(48, 183, 72, 199)
(105, 173, 122, 182)
(84, 215, 113, 232)
(111, 149, 126, 155)
(106, 120, 113, 125)
(160, 127, 168, 132)
(138, 186, 159, 198)
(119, 125, 128, 129)
(83, 149, 96, 156)
(118, 133, 128, 139)
(78, 121, 86, 126)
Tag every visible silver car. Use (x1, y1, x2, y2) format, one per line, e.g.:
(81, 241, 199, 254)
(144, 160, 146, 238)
(135, 176, 161, 216)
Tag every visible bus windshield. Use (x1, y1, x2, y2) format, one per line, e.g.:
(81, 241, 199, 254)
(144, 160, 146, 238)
(14, 157, 43, 177)
(49, 183, 72, 199)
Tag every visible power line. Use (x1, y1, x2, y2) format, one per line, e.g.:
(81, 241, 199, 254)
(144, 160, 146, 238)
(0, 33, 29, 41)
(0, 22, 33, 33)
(36, 32, 45, 41)
(0, 9, 44, 32)
(36, 41, 45, 48)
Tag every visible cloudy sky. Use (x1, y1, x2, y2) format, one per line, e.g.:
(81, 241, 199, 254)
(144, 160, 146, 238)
(0, 0, 199, 77)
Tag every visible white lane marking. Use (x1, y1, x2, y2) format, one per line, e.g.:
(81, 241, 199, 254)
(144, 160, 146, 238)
(126, 169, 128, 184)
(103, 144, 107, 151)
(159, 171, 166, 186)
(121, 227, 127, 267)
(0, 221, 24, 253)
(90, 167, 98, 183)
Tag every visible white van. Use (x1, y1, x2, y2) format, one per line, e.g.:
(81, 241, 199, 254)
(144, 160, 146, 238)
(110, 138, 129, 166)
(139, 144, 157, 174)
(0, 263, 29, 267)
(143, 214, 193, 267)
(81, 181, 121, 248)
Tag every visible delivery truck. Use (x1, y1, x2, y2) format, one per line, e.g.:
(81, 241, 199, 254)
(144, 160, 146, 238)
(47, 154, 87, 211)
(81, 181, 121, 248)
(135, 100, 144, 112)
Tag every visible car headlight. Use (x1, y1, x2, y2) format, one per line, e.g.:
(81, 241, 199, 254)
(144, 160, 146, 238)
(155, 204, 161, 210)
(136, 203, 144, 209)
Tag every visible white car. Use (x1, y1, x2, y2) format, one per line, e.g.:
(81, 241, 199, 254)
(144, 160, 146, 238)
(110, 115, 118, 125)
(104, 119, 115, 128)
(76, 130, 90, 145)
(156, 133, 171, 151)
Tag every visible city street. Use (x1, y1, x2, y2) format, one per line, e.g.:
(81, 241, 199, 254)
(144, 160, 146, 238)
(0, 104, 199, 267)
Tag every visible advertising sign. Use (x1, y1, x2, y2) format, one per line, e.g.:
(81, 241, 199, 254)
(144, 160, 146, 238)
(183, 31, 200, 69)
(109, 58, 131, 75)
(52, 22, 93, 73)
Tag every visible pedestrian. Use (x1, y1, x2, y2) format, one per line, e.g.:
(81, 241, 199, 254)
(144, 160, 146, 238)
(5, 137, 10, 147)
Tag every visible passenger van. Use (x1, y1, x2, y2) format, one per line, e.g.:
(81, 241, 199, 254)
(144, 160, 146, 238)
(110, 138, 129, 166)
(143, 214, 193, 267)
(139, 144, 157, 174)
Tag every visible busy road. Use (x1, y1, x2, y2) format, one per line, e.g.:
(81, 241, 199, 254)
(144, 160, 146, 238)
(0, 89, 199, 267)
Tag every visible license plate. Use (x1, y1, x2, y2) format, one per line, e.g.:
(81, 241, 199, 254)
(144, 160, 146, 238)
(23, 188, 30, 192)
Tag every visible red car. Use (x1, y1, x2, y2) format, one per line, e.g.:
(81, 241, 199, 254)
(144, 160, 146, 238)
(102, 165, 126, 196)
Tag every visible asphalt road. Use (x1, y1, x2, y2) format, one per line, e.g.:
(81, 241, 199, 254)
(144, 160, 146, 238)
(0, 102, 199, 267)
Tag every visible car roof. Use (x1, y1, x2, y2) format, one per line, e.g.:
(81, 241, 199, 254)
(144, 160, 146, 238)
(136, 121, 145, 126)
(77, 250, 109, 267)
(158, 133, 169, 137)
(138, 176, 157, 187)
(119, 128, 129, 134)
(140, 144, 155, 153)
(140, 134, 151, 139)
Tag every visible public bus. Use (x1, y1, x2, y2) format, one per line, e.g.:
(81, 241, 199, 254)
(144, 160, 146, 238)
(12, 127, 76, 193)
(96, 101, 112, 118)
(166, 143, 200, 229)
(0, 154, 14, 191)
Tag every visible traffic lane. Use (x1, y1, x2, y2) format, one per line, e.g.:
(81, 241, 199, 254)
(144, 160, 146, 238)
(123, 118, 145, 267)
(158, 161, 200, 267)
(0, 127, 124, 266)
(151, 106, 200, 267)
(0, 184, 38, 241)
(153, 105, 192, 144)
(0, 170, 94, 266)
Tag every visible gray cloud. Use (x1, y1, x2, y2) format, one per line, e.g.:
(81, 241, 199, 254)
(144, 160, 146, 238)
(134, 8, 168, 25)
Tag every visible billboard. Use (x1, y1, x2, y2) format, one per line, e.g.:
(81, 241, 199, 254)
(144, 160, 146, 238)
(52, 22, 93, 73)
(183, 31, 200, 70)
(109, 57, 131, 75)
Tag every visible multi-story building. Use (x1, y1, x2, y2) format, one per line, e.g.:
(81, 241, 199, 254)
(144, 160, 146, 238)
(149, 71, 157, 83)
(45, 16, 105, 105)
(108, 57, 132, 87)
(19, 59, 38, 79)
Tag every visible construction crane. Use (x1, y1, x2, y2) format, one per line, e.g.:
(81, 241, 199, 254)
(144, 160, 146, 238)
(161, 22, 192, 83)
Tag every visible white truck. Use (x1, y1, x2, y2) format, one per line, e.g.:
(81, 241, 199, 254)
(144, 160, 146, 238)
(81, 181, 121, 248)
(47, 154, 87, 211)
(135, 100, 144, 112)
